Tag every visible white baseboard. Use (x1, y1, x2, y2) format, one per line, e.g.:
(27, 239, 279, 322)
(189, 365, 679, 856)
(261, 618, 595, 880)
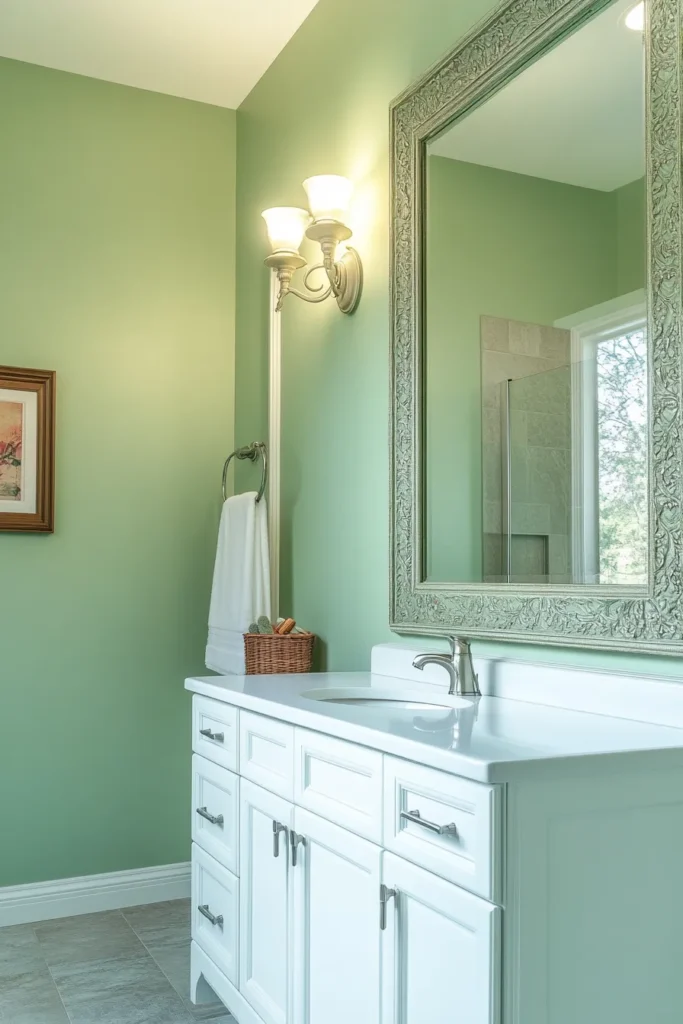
(0, 861, 191, 928)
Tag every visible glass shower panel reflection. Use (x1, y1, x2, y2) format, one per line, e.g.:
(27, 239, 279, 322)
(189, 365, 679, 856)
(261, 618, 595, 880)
(485, 333, 648, 586)
(495, 365, 572, 584)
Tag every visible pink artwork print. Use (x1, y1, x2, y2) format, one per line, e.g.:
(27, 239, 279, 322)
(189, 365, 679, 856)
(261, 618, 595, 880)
(0, 400, 23, 500)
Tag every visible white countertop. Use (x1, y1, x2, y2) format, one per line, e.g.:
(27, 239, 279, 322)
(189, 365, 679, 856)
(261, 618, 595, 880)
(185, 671, 683, 783)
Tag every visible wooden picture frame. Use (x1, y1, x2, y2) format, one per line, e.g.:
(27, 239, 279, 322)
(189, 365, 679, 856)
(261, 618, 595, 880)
(0, 365, 56, 533)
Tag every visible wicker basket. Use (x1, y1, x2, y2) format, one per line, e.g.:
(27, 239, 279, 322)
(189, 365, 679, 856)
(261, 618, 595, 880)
(243, 632, 315, 675)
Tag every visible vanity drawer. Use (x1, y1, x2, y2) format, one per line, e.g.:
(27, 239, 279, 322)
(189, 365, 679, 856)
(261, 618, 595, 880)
(294, 728, 383, 842)
(191, 843, 239, 987)
(383, 756, 502, 902)
(192, 695, 238, 772)
(192, 755, 239, 875)
(239, 711, 294, 800)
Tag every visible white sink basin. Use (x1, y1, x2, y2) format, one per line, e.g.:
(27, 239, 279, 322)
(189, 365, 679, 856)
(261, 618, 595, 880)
(301, 687, 473, 711)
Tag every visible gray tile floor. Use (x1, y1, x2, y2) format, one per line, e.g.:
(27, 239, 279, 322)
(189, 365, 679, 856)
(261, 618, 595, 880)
(0, 899, 234, 1024)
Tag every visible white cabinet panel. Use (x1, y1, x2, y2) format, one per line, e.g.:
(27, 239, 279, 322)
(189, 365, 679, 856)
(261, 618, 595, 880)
(192, 695, 238, 772)
(294, 728, 383, 841)
(383, 755, 502, 901)
(191, 844, 239, 988)
(192, 754, 239, 875)
(239, 711, 294, 800)
(291, 806, 382, 1024)
(381, 852, 500, 1024)
(239, 779, 294, 1024)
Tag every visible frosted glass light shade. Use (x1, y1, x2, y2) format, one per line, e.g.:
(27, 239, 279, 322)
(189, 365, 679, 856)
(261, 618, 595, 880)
(303, 175, 353, 224)
(262, 207, 310, 253)
(625, 1, 644, 29)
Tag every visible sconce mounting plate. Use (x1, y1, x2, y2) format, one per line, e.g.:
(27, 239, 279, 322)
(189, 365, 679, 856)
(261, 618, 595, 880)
(335, 246, 363, 314)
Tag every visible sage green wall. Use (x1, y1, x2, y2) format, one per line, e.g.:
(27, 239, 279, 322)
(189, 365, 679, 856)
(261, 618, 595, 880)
(0, 58, 236, 886)
(617, 176, 646, 292)
(235, 1, 683, 678)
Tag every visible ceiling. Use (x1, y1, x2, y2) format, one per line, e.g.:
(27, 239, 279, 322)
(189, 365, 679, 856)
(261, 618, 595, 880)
(0, 0, 321, 108)
(429, 0, 645, 192)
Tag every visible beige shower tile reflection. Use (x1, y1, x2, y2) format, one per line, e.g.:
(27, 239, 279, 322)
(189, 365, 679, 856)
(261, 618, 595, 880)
(481, 315, 509, 352)
(482, 406, 500, 444)
(511, 502, 550, 536)
(484, 501, 502, 533)
(527, 411, 570, 449)
(508, 320, 543, 356)
(541, 324, 571, 361)
(549, 533, 571, 576)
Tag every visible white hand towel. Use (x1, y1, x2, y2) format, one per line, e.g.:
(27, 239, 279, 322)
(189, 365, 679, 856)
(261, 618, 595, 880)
(205, 492, 271, 675)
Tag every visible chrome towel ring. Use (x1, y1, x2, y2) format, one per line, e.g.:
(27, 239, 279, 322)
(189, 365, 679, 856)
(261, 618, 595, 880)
(221, 442, 267, 503)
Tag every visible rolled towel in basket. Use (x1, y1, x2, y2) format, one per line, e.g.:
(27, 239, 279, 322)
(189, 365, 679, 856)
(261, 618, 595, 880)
(206, 492, 271, 675)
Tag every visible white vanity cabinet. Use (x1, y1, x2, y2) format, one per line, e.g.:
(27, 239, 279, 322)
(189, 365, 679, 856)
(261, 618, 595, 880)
(291, 806, 382, 1024)
(239, 779, 292, 1024)
(381, 853, 500, 1024)
(187, 679, 683, 1024)
(189, 698, 502, 1024)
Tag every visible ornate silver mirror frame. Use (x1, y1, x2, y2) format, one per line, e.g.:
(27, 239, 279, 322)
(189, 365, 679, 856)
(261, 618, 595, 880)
(390, 0, 683, 653)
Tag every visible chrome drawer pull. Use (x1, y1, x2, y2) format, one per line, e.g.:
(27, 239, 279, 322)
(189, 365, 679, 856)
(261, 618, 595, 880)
(198, 903, 224, 928)
(380, 884, 398, 930)
(196, 806, 224, 827)
(400, 808, 458, 837)
(199, 727, 224, 743)
(273, 820, 287, 857)
(290, 830, 306, 867)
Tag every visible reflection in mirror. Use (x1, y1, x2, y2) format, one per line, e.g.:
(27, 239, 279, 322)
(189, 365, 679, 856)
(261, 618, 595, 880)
(424, 0, 647, 586)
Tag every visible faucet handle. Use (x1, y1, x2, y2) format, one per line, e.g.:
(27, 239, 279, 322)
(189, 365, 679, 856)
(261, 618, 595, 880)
(446, 635, 471, 658)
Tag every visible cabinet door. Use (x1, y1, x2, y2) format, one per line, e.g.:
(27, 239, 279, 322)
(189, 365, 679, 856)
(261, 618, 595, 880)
(239, 779, 294, 1024)
(381, 852, 500, 1024)
(291, 806, 382, 1024)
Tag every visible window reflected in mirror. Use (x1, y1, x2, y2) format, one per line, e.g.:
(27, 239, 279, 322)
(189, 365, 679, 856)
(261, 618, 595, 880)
(423, 0, 647, 586)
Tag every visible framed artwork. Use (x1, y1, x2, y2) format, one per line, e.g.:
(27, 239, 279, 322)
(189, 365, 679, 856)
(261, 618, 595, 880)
(0, 366, 56, 533)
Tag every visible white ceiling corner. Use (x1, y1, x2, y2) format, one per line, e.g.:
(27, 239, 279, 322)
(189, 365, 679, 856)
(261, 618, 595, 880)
(0, 0, 321, 108)
(429, 0, 645, 192)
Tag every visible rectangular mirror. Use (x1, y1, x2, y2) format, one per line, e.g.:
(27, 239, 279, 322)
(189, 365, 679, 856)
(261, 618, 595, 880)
(391, 0, 683, 651)
(424, 0, 646, 587)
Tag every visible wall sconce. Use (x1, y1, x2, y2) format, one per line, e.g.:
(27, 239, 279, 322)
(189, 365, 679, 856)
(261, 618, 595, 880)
(262, 175, 363, 315)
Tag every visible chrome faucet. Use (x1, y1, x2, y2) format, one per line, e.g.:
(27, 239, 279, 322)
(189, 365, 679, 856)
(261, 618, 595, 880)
(412, 636, 481, 697)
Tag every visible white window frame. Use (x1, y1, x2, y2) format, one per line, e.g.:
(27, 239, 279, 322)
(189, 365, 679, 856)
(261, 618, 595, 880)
(555, 291, 646, 584)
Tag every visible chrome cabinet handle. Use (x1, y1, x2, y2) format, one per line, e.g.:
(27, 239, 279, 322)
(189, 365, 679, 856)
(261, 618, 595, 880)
(199, 727, 224, 743)
(196, 806, 224, 827)
(272, 820, 287, 857)
(198, 903, 224, 928)
(290, 830, 306, 867)
(380, 884, 398, 930)
(400, 808, 458, 837)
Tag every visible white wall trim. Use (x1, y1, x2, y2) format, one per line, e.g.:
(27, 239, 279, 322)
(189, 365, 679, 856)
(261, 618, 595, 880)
(0, 861, 191, 928)
(268, 269, 281, 620)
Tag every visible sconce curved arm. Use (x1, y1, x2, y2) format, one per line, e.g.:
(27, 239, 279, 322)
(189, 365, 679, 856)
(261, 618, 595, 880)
(287, 264, 334, 304)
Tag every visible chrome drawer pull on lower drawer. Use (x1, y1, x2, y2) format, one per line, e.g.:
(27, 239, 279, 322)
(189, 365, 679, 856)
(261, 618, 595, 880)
(400, 808, 458, 837)
(196, 806, 224, 827)
(198, 904, 224, 928)
(199, 727, 224, 743)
